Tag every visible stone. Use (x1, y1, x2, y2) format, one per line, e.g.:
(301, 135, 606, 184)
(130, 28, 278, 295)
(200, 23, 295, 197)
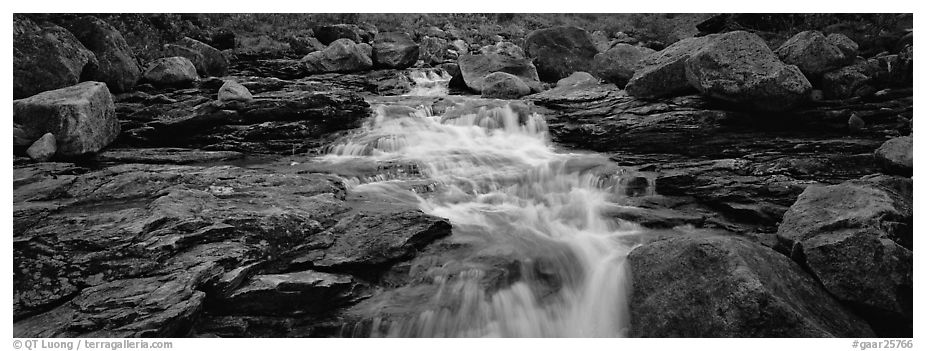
(302, 39, 373, 74)
(848, 114, 866, 130)
(481, 72, 531, 99)
(775, 30, 852, 79)
(172, 37, 230, 77)
(685, 31, 812, 111)
(458, 53, 541, 93)
(820, 63, 871, 99)
(524, 26, 599, 82)
(827, 33, 860, 59)
(284, 35, 326, 55)
(217, 80, 253, 103)
(479, 41, 526, 58)
(26, 133, 57, 162)
(874, 136, 912, 176)
(373, 32, 419, 69)
(777, 175, 912, 335)
(13, 81, 119, 156)
(590, 30, 612, 52)
(555, 71, 598, 88)
(592, 44, 656, 87)
(64, 16, 141, 93)
(216, 270, 367, 316)
(314, 24, 364, 45)
(628, 234, 875, 337)
(625, 35, 715, 98)
(418, 36, 451, 65)
(13, 16, 98, 99)
(142, 57, 199, 86)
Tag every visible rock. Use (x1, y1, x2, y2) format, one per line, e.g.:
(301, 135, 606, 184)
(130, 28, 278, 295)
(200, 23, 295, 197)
(625, 35, 715, 98)
(481, 72, 531, 99)
(556, 71, 598, 88)
(217, 80, 253, 103)
(372, 32, 419, 69)
(828, 33, 860, 59)
(358, 43, 373, 60)
(820, 63, 871, 99)
(685, 31, 812, 111)
(451, 39, 469, 55)
(874, 136, 912, 176)
(13, 81, 119, 156)
(302, 39, 373, 74)
(524, 26, 599, 81)
(171, 37, 229, 77)
(63, 16, 141, 93)
(479, 41, 526, 58)
(26, 133, 57, 161)
(13, 16, 98, 99)
(628, 234, 875, 337)
(314, 24, 364, 45)
(458, 53, 541, 93)
(592, 44, 656, 87)
(96, 148, 243, 165)
(777, 175, 912, 336)
(285, 35, 326, 55)
(775, 30, 852, 79)
(142, 57, 199, 86)
(14, 124, 32, 148)
(216, 270, 367, 316)
(418, 36, 451, 65)
(589, 30, 612, 52)
(848, 114, 866, 130)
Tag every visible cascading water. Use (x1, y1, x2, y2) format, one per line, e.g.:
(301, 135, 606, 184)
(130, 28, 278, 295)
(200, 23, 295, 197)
(319, 72, 645, 337)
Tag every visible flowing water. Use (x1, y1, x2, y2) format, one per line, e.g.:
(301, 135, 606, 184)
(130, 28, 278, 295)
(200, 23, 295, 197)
(318, 72, 647, 337)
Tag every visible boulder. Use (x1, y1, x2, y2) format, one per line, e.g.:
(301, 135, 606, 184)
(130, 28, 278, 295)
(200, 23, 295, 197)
(285, 35, 326, 56)
(479, 41, 526, 58)
(556, 71, 598, 88)
(373, 32, 419, 69)
(590, 30, 612, 52)
(217, 80, 253, 103)
(314, 24, 363, 45)
(481, 72, 531, 99)
(828, 33, 860, 59)
(777, 175, 912, 336)
(142, 57, 199, 86)
(628, 234, 875, 337)
(26, 133, 57, 162)
(172, 37, 229, 77)
(458, 53, 541, 93)
(216, 270, 367, 316)
(13, 81, 118, 156)
(874, 136, 912, 176)
(13, 16, 98, 99)
(775, 30, 853, 79)
(451, 39, 469, 55)
(524, 26, 599, 82)
(685, 31, 812, 111)
(592, 44, 656, 87)
(302, 39, 373, 74)
(820, 63, 871, 99)
(63, 16, 141, 93)
(625, 35, 715, 98)
(418, 36, 452, 65)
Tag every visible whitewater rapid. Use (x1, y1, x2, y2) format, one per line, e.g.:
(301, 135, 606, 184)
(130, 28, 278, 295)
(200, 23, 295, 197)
(318, 77, 643, 337)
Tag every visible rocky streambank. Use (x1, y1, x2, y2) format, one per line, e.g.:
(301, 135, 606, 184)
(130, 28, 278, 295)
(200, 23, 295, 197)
(13, 14, 913, 337)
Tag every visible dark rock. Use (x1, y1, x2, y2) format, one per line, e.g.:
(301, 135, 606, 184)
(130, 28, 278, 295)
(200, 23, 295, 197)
(14, 16, 98, 99)
(96, 148, 244, 165)
(686, 31, 812, 111)
(775, 30, 853, 80)
(458, 53, 540, 93)
(418, 36, 452, 65)
(302, 39, 373, 74)
(828, 33, 860, 59)
(64, 16, 141, 93)
(524, 26, 599, 82)
(216, 270, 368, 316)
(874, 136, 912, 176)
(172, 37, 230, 77)
(628, 234, 875, 337)
(284, 35, 326, 56)
(625, 35, 714, 98)
(777, 175, 912, 336)
(372, 32, 419, 69)
(13, 81, 119, 157)
(481, 72, 531, 99)
(142, 57, 199, 86)
(591, 44, 656, 87)
(313, 24, 363, 45)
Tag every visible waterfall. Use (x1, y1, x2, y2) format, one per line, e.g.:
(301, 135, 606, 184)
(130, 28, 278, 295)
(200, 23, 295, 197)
(320, 78, 642, 337)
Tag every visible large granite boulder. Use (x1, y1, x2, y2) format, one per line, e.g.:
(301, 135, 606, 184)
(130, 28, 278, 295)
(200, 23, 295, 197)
(63, 16, 141, 93)
(628, 234, 874, 337)
(166, 37, 229, 77)
(13, 81, 118, 156)
(775, 30, 854, 79)
(685, 31, 812, 111)
(302, 39, 373, 74)
(592, 44, 656, 87)
(142, 57, 199, 86)
(625, 35, 715, 98)
(458, 53, 541, 93)
(777, 175, 912, 336)
(13, 16, 98, 99)
(874, 136, 912, 176)
(372, 32, 419, 69)
(480, 72, 531, 99)
(524, 26, 599, 82)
